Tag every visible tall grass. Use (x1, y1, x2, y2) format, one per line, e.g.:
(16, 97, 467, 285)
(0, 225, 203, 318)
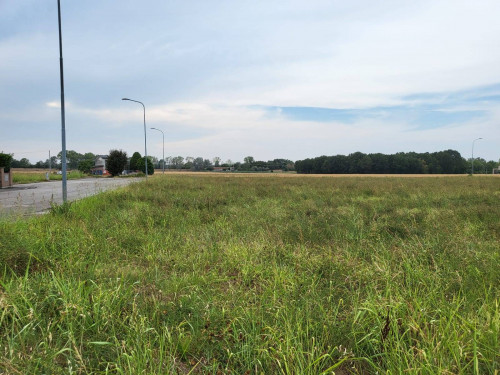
(0, 175, 498, 373)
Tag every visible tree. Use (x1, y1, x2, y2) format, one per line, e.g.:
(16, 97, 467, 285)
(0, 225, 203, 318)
(83, 152, 96, 161)
(435, 150, 465, 174)
(171, 156, 184, 169)
(11, 158, 32, 168)
(203, 159, 213, 170)
(130, 152, 142, 171)
(35, 160, 46, 168)
(213, 156, 221, 167)
(244, 156, 255, 164)
(78, 159, 94, 174)
(49, 156, 60, 169)
(0, 153, 13, 172)
(164, 156, 172, 169)
(107, 150, 128, 176)
(78, 152, 96, 174)
(193, 157, 204, 171)
(57, 150, 84, 169)
(137, 156, 154, 175)
(268, 158, 294, 171)
(486, 160, 498, 174)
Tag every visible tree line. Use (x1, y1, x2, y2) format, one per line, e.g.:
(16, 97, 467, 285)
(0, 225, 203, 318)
(111, 153, 294, 173)
(7, 151, 96, 172)
(6, 149, 496, 175)
(161, 156, 294, 172)
(4, 150, 295, 175)
(295, 150, 498, 174)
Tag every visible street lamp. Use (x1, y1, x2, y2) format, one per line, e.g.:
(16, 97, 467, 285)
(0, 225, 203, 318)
(57, 0, 67, 202)
(471, 137, 483, 175)
(122, 98, 148, 178)
(150, 127, 165, 174)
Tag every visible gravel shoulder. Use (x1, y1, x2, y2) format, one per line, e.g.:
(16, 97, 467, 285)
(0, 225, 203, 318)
(0, 177, 141, 216)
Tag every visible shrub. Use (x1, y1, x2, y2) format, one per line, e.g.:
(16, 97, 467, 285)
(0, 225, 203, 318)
(0, 153, 13, 172)
(78, 159, 94, 174)
(136, 156, 154, 175)
(107, 150, 128, 176)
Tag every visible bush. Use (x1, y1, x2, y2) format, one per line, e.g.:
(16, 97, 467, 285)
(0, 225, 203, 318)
(136, 156, 154, 175)
(78, 159, 94, 174)
(107, 150, 128, 177)
(0, 153, 13, 172)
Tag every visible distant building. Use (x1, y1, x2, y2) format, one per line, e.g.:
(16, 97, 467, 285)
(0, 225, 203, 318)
(213, 166, 234, 172)
(91, 155, 109, 175)
(493, 166, 500, 174)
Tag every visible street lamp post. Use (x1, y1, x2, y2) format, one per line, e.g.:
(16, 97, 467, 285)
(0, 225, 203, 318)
(471, 137, 483, 175)
(150, 127, 165, 174)
(122, 98, 148, 178)
(57, 0, 67, 202)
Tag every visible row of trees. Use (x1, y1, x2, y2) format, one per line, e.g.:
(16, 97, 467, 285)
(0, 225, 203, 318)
(5, 151, 295, 174)
(128, 152, 154, 175)
(8, 151, 96, 173)
(106, 150, 155, 176)
(160, 156, 295, 172)
(161, 156, 232, 170)
(8, 149, 496, 175)
(295, 150, 498, 174)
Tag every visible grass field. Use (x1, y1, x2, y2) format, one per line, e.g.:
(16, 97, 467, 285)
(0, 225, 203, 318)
(12, 169, 87, 184)
(0, 175, 499, 374)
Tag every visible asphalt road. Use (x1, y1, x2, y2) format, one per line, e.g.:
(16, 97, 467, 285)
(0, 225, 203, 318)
(0, 177, 141, 215)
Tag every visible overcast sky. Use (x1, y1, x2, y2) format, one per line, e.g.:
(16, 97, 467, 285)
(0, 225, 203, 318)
(1, 0, 499, 164)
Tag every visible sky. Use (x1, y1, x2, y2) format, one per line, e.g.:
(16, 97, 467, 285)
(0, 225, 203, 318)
(1, 0, 499, 164)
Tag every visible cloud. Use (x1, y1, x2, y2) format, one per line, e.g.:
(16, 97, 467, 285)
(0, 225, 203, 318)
(2, 0, 499, 163)
(46, 101, 60, 108)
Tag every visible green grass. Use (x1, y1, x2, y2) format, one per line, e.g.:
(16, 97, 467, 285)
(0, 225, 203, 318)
(13, 170, 88, 184)
(0, 175, 499, 374)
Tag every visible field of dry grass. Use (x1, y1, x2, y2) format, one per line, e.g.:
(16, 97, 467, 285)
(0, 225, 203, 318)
(11, 168, 53, 173)
(156, 170, 500, 178)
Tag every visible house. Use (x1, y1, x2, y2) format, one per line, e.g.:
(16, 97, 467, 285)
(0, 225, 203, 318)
(493, 166, 500, 174)
(91, 155, 109, 175)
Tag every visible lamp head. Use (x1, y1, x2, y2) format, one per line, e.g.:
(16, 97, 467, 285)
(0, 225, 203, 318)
(122, 98, 130, 101)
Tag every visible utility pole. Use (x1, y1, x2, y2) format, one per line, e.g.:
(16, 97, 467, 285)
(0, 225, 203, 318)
(471, 137, 482, 175)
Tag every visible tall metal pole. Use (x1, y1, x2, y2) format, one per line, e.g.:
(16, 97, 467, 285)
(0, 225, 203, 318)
(57, 0, 67, 201)
(471, 137, 482, 175)
(150, 127, 165, 174)
(122, 98, 148, 178)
